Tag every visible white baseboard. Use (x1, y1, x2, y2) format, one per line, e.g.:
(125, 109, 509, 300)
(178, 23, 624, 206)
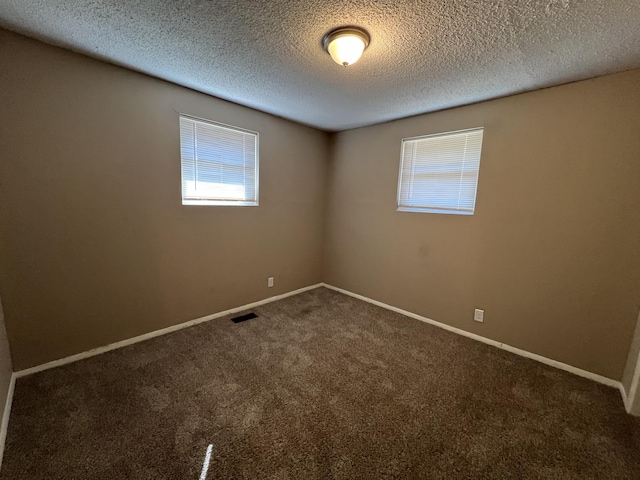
(0, 373, 16, 472)
(10, 281, 629, 412)
(16, 283, 323, 378)
(321, 283, 622, 391)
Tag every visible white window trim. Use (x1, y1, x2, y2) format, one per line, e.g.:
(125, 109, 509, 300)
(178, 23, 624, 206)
(179, 114, 259, 207)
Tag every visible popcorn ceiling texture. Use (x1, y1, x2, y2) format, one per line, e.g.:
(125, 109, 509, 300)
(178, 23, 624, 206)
(0, 0, 639, 131)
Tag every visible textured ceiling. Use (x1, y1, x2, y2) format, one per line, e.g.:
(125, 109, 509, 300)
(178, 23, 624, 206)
(1, 1, 639, 131)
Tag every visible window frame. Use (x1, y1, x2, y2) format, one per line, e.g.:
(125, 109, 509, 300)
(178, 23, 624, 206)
(179, 114, 259, 207)
(396, 127, 484, 216)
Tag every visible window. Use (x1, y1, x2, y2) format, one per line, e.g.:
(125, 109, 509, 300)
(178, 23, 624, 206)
(397, 128, 484, 215)
(179, 115, 258, 206)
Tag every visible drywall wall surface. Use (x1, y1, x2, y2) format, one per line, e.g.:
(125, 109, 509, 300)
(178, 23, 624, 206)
(631, 392, 640, 417)
(324, 68, 640, 380)
(0, 296, 13, 423)
(0, 29, 329, 369)
(622, 311, 640, 408)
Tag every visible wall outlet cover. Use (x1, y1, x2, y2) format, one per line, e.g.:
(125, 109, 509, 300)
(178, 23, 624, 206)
(474, 309, 484, 322)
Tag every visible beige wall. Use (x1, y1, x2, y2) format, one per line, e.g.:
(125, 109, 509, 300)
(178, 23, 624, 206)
(1, 27, 640, 382)
(622, 312, 640, 414)
(324, 69, 640, 380)
(0, 296, 13, 433)
(0, 30, 329, 370)
(622, 311, 640, 395)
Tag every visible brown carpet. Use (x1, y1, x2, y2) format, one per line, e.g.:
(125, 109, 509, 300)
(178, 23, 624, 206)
(2, 287, 640, 479)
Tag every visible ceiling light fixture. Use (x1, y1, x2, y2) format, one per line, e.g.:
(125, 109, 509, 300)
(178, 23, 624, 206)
(323, 27, 370, 67)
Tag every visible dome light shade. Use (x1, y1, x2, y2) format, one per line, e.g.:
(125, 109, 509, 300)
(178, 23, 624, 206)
(323, 27, 370, 67)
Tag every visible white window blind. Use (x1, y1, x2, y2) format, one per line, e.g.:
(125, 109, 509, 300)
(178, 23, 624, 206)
(397, 128, 484, 215)
(180, 115, 258, 206)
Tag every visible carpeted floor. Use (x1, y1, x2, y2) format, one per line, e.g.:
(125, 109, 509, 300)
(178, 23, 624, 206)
(2, 287, 640, 479)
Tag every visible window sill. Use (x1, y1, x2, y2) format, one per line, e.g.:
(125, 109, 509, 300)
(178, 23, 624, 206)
(397, 206, 474, 215)
(182, 200, 259, 206)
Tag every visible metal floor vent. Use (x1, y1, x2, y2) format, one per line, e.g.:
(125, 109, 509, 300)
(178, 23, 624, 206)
(231, 312, 258, 324)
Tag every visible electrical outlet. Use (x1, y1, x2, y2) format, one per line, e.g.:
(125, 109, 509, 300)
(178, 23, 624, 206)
(474, 309, 484, 322)
(268, 277, 274, 288)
